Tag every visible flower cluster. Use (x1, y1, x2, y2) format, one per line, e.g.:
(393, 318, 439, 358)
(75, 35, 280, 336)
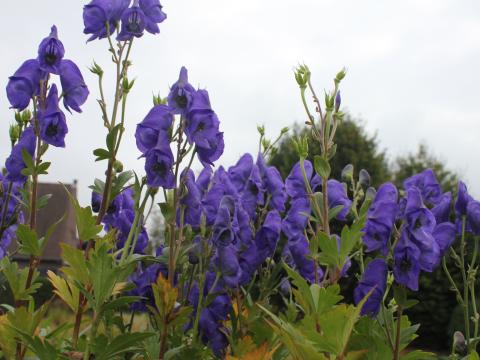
(282, 160, 352, 282)
(135, 67, 224, 188)
(355, 169, 458, 315)
(6, 25, 88, 148)
(91, 188, 149, 254)
(83, 0, 166, 42)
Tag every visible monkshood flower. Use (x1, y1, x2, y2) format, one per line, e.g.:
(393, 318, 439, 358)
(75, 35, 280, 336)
(140, 0, 167, 34)
(228, 153, 253, 193)
(212, 196, 238, 247)
(5, 126, 36, 183)
(285, 160, 313, 199)
(39, 84, 68, 147)
(288, 235, 323, 283)
(256, 154, 286, 212)
(196, 132, 225, 167)
(240, 165, 265, 219)
(112, 209, 149, 254)
(135, 104, 173, 153)
(202, 167, 238, 226)
(404, 168, 442, 206)
(467, 200, 480, 235)
(455, 181, 472, 217)
(431, 192, 452, 223)
(0, 225, 17, 259)
(363, 182, 398, 255)
(144, 148, 175, 188)
(282, 197, 310, 239)
(178, 169, 203, 228)
(117, 1, 147, 40)
(59, 60, 89, 113)
(327, 179, 352, 221)
(83, 0, 130, 41)
(254, 210, 282, 259)
(215, 244, 242, 288)
(128, 247, 168, 312)
(6, 59, 46, 110)
(37, 25, 65, 74)
(196, 166, 212, 197)
(433, 222, 456, 257)
(188, 272, 231, 357)
(167, 66, 196, 115)
(353, 258, 388, 316)
(393, 230, 421, 291)
(184, 91, 220, 148)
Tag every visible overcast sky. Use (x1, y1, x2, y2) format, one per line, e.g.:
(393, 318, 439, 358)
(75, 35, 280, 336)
(1, 0, 479, 205)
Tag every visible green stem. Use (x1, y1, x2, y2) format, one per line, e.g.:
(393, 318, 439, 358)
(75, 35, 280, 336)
(393, 305, 403, 360)
(121, 190, 150, 263)
(460, 217, 471, 349)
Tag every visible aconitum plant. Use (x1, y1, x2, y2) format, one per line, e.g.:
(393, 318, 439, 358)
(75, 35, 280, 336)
(0, 2, 478, 360)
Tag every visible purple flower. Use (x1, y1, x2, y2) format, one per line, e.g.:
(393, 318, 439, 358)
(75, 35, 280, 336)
(327, 179, 352, 221)
(167, 67, 196, 115)
(184, 108, 220, 149)
(117, 2, 146, 40)
(404, 169, 442, 206)
(255, 210, 282, 257)
(353, 259, 387, 316)
(240, 165, 265, 219)
(0, 225, 17, 259)
(5, 126, 36, 183)
(39, 84, 68, 147)
(113, 209, 149, 254)
(59, 60, 89, 113)
(228, 153, 254, 192)
(91, 192, 102, 213)
(282, 197, 311, 239)
(362, 183, 398, 254)
(212, 196, 237, 247)
(285, 160, 312, 199)
(135, 104, 173, 154)
(6, 59, 46, 110)
(179, 169, 203, 228)
(202, 167, 237, 225)
(404, 187, 436, 241)
(467, 200, 480, 235)
(144, 148, 175, 188)
(257, 154, 286, 212)
(431, 192, 452, 223)
(196, 132, 224, 167)
(216, 244, 241, 288)
(288, 235, 323, 283)
(335, 235, 352, 277)
(139, 0, 166, 34)
(83, 0, 130, 41)
(433, 222, 456, 257)
(37, 25, 65, 74)
(393, 231, 421, 291)
(455, 181, 472, 217)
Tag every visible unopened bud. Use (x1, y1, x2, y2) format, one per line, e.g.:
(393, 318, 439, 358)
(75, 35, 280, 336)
(153, 93, 166, 105)
(9, 124, 20, 144)
(341, 164, 354, 182)
(453, 331, 467, 356)
(113, 160, 124, 173)
(335, 67, 347, 84)
(359, 169, 371, 188)
(257, 125, 265, 136)
(365, 187, 376, 201)
(335, 91, 341, 112)
(294, 64, 311, 89)
(280, 126, 289, 134)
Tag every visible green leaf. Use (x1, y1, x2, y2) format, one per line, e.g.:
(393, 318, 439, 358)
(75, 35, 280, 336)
(317, 232, 340, 268)
(37, 193, 52, 209)
(60, 243, 89, 285)
(94, 332, 155, 360)
(21, 148, 35, 172)
(400, 350, 435, 360)
(106, 124, 122, 152)
(41, 215, 64, 254)
(93, 148, 111, 162)
(283, 263, 315, 314)
(314, 155, 331, 179)
(62, 183, 102, 241)
(17, 224, 40, 257)
(36, 161, 51, 175)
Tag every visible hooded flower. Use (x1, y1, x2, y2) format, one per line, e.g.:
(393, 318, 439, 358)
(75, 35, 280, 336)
(212, 196, 238, 247)
(285, 160, 312, 199)
(167, 66, 196, 115)
(59, 60, 89, 113)
(433, 222, 456, 257)
(196, 132, 224, 167)
(39, 84, 68, 147)
(184, 107, 220, 149)
(327, 179, 352, 221)
(83, 0, 130, 41)
(37, 25, 65, 74)
(113, 209, 149, 254)
(117, 1, 147, 40)
(240, 165, 265, 219)
(254, 210, 282, 258)
(139, 0, 166, 34)
(282, 197, 310, 239)
(404, 169, 442, 206)
(431, 192, 452, 223)
(6, 59, 46, 110)
(135, 104, 173, 154)
(179, 169, 203, 228)
(257, 154, 286, 212)
(5, 126, 36, 183)
(455, 181, 472, 217)
(228, 153, 254, 192)
(467, 200, 480, 235)
(353, 258, 388, 316)
(288, 235, 323, 283)
(216, 244, 242, 288)
(362, 182, 398, 254)
(393, 231, 421, 291)
(144, 148, 175, 188)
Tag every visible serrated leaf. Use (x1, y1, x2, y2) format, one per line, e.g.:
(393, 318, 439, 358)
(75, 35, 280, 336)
(47, 271, 79, 312)
(17, 224, 40, 256)
(93, 148, 111, 162)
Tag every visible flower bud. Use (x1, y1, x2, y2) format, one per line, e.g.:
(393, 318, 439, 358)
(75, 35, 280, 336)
(9, 124, 20, 145)
(294, 64, 311, 89)
(153, 93, 166, 105)
(281, 126, 289, 134)
(453, 331, 467, 356)
(257, 125, 265, 136)
(89, 61, 104, 76)
(365, 187, 376, 201)
(359, 169, 371, 188)
(293, 136, 309, 160)
(113, 160, 124, 173)
(335, 67, 347, 84)
(335, 91, 341, 112)
(341, 164, 354, 182)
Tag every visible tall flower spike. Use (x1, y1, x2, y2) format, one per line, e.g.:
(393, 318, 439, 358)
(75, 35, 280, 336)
(37, 25, 65, 74)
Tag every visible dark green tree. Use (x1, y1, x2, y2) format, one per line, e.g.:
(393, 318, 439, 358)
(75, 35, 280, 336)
(269, 115, 391, 186)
